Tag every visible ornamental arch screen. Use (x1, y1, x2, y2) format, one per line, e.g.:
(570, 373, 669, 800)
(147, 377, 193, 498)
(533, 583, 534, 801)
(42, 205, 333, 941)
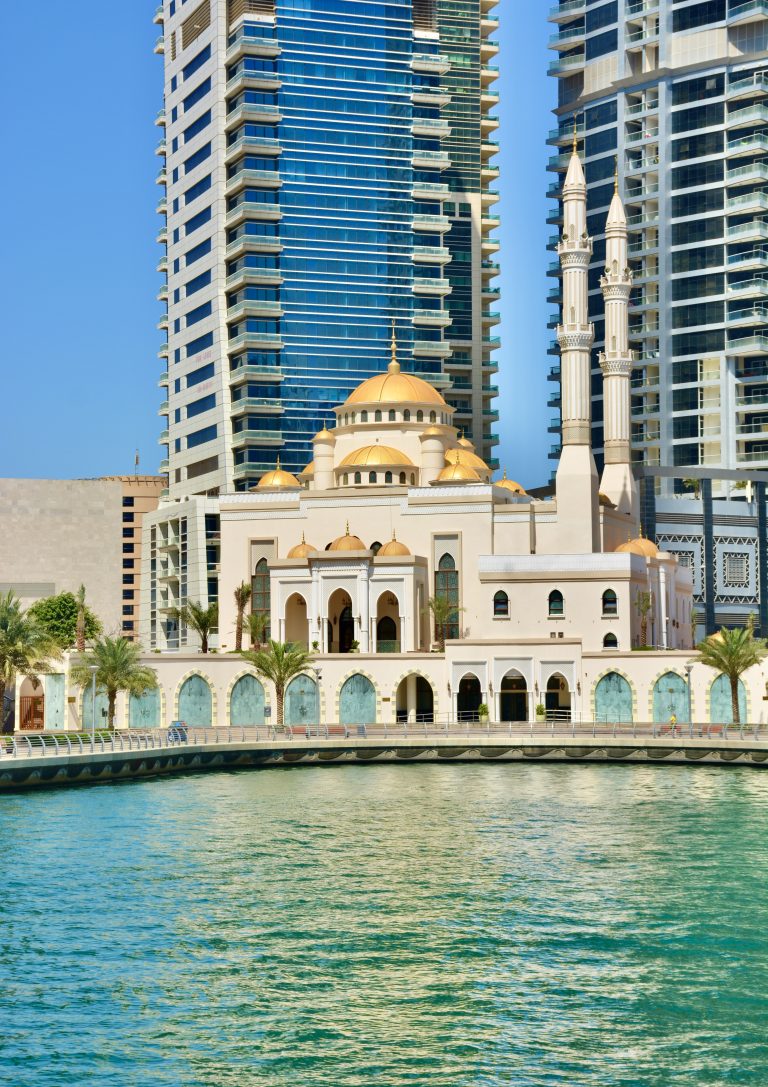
(594, 672, 633, 723)
(251, 558, 271, 640)
(130, 687, 161, 729)
(230, 675, 265, 726)
(710, 675, 747, 724)
(285, 674, 318, 727)
(178, 675, 213, 727)
(435, 553, 460, 640)
(652, 672, 688, 723)
(339, 674, 377, 726)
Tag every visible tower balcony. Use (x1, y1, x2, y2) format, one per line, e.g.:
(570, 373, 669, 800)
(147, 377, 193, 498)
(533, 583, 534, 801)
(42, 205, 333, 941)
(226, 167, 282, 195)
(155, 109, 166, 127)
(548, 24, 586, 49)
(159, 460, 169, 473)
(481, 116, 500, 136)
(411, 53, 450, 75)
(549, 0, 586, 21)
(411, 150, 451, 170)
(225, 103, 283, 131)
(230, 397, 283, 417)
(413, 278, 452, 295)
(481, 164, 500, 183)
(727, 133, 768, 158)
(727, 275, 768, 298)
(229, 364, 284, 386)
(413, 340, 452, 357)
(411, 89, 451, 107)
(156, 199, 168, 216)
(548, 52, 586, 77)
(727, 162, 768, 186)
(729, 332, 768, 355)
(412, 213, 451, 232)
(226, 266, 284, 291)
(728, 304, 768, 326)
(157, 284, 168, 302)
(155, 139, 167, 157)
(226, 35, 281, 63)
(727, 220, 768, 243)
(158, 431, 169, 445)
(153, 5, 164, 23)
(157, 314, 169, 331)
(226, 70, 282, 95)
(156, 256, 168, 274)
(225, 202, 283, 228)
(728, 0, 768, 24)
(728, 72, 768, 100)
(227, 331, 284, 354)
(158, 371, 169, 387)
(158, 343, 169, 359)
(413, 308, 451, 327)
(626, 0, 660, 14)
(154, 36, 164, 55)
(412, 245, 452, 264)
(156, 229, 168, 246)
(480, 39, 499, 61)
(226, 136, 282, 165)
(411, 119, 451, 139)
(225, 235, 284, 259)
(411, 181, 450, 200)
(158, 401, 169, 416)
(156, 169, 167, 187)
(483, 311, 501, 327)
(727, 248, 768, 270)
(227, 299, 284, 321)
(232, 430, 285, 449)
(482, 237, 501, 256)
(547, 120, 585, 146)
(727, 103, 768, 128)
(481, 65, 499, 85)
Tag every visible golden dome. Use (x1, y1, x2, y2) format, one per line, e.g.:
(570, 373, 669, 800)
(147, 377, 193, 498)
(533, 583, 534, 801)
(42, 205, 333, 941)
(436, 462, 481, 483)
(339, 444, 415, 468)
(494, 470, 527, 495)
(314, 426, 334, 442)
(445, 446, 489, 472)
(256, 458, 301, 490)
(299, 460, 314, 477)
(344, 359, 447, 408)
(378, 532, 411, 557)
(329, 522, 366, 551)
(457, 434, 475, 450)
(287, 533, 316, 560)
(615, 535, 659, 558)
(421, 426, 444, 438)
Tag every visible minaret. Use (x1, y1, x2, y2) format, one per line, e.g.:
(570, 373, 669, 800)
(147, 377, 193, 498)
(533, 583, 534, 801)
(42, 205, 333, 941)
(599, 175, 638, 520)
(555, 138, 599, 553)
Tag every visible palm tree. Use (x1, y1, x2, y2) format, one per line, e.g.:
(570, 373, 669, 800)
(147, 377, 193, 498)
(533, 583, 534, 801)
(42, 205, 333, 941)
(243, 640, 314, 729)
(247, 611, 269, 650)
(233, 582, 252, 653)
(696, 618, 767, 725)
(0, 592, 61, 733)
(71, 637, 158, 730)
(424, 596, 465, 652)
(75, 584, 87, 654)
(635, 591, 653, 647)
(169, 600, 218, 653)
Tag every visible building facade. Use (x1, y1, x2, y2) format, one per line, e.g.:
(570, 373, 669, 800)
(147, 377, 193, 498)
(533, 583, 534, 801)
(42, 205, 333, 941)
(154, 0, 500, 500)
(547, 0, 768, 485)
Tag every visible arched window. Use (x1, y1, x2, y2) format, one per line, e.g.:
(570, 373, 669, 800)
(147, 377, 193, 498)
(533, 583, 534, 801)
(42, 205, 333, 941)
(388, 410, 396, 421)
(354, 471, 361, 484)
(371, 541, 382, 556)
(350, 413, 355, 424)
(361, 410, 368, 422)
(369, 471, 377, 484)
(430, 411, 436, 423)
(342, 473, 348, 486)
(399, 471, 406, 484)
(410, 473, 416, 485)
(404, 409, 411, 422)
(374, 410, 382, 422)
(548, 589, 564, 617)
(493, 590, 509, 617)
(384, 471, 393, 484)
(602, 589, 618, 616)
(435, 553, 460, 640)
(603, 633, 618, 649)
(251, 558, 271, 640)
(417, 410, 424, 422)
(344, 414, 348, 425)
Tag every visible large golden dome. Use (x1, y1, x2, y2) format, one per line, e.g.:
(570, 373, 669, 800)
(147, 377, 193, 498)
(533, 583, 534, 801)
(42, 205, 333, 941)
(287, 534, 316, 559)
(436, 462, 481, 483)
(344, 359, 447, 408)
(615, 535, 659, 558)
(299, 459, 314, 477)
(494, 470, 527, 495)
(255, 459, 301, 490)
(378, 533, 411, 557)
(339, 444, 415, 468)
(445, 446, 489, 472)
(329, 523, 367, 551)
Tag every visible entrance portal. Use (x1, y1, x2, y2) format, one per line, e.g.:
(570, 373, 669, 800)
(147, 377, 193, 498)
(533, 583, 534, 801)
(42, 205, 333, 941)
(500, 673, 527, 722)
(545, 673, 571, 721)
(457, 674, 482, 721)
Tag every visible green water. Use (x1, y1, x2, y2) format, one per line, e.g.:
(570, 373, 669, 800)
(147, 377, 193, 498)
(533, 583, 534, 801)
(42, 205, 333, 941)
(2, 764, 768, 1085)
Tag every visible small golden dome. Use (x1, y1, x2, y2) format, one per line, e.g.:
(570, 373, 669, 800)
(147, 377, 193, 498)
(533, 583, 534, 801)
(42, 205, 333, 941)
(494, 470, 527, 495)
(421, 426, 444, 438)
(339, 444, 415, 468)
(329, 522, 366, 551)
(256, 457, 301, 490)
(314, 426, 334, 442)
(445, 447, 489, 472)
(436, 462, 481, 483)
(598, 492, 616, 508)
(343, 359, 448, 408)
(287, 533, 316, 560)
(378, 532, 411, 557)
(457, 434, 475, 450)
(615, 534, 659, 558)
(299, 459, 314, 477)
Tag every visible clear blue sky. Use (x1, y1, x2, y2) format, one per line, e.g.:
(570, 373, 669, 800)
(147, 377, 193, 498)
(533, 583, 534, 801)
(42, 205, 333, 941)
(0, 2, 555, 485)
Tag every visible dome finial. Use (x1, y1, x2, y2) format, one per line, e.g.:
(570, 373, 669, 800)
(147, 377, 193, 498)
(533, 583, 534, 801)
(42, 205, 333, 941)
(502, 468, 508, 480)
(276, 454, 281, 469)
(572, 114, 579, 154)
(614, 154, 619, 194)
(345, 520, 350, 536)
(388, 320, 401, 375)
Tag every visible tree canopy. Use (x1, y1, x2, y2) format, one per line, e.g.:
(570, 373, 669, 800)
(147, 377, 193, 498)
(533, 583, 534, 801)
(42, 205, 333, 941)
(28, 592, 102, 649)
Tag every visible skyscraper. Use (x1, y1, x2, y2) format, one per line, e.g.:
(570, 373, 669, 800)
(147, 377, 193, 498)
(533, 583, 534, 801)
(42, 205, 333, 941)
(154, 0, 499, 499)
(143, 0, 499, 649)
(547, 0, 768, 492)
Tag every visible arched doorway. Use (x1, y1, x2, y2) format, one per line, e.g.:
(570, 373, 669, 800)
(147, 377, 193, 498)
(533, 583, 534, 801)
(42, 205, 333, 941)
(19, 676, 44, 731)
(230, 674, 265, 726)
(327, 589, 355, 653)
(500, 673, 528, 722)
(44, 674, 66, 730)
(178, 675, 213, 727)
(285, 593, 309, 647)
(339, 674, 377, 726)
(652, 672, 688, 723)
(545, 673, 571, 721)
(81, 687, 110, 731)
(395, 675, 434, 723)
(130, 688, 161, 729)
(710, 674, 747, 724)
(457, 674, 482, 721)
(285, 674, 318, 727)
(594, 672, 633, 723)
(376, 592, 400, 652)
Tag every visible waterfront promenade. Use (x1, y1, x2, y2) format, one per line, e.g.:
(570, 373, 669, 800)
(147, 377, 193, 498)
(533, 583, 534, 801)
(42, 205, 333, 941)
(2, 720, 768, 790)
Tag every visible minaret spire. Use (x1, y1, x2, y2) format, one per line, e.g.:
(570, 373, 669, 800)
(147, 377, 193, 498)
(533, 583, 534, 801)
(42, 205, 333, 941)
(554, 143, 600, 553)
(599, 176, 638, 520)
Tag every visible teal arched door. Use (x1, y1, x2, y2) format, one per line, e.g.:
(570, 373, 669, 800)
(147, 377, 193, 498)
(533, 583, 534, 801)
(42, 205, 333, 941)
(230, 675, 265, 726)
(339, 674, 377, 726)
(130, 688, 161, 729)
(178, 675, 213, 727)
(652, 672, 688, 723)
(594, 672, 633, 723)
(285, 675, 318, 727)
(82, 689, 110, 730)
(44, 674, 66, 730)
(710, 675, 747, 724)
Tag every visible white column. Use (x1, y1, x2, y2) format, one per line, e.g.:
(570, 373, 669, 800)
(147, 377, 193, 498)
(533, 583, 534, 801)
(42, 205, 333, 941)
(659, 564, 669, 650)
(359, 566, 371, 653)
(407, 673, 417, 722)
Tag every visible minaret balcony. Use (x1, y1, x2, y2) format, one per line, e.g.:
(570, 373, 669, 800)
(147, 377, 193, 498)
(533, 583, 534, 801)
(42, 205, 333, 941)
(728, 0, 768, 25)
(411, 53, 451, 75)
(226, 35, 281, 63)
(225, 202, 283, 228)
(225, 103, 283, 131)
(727, 103, 768, 129)
(413, 278, 452, 295)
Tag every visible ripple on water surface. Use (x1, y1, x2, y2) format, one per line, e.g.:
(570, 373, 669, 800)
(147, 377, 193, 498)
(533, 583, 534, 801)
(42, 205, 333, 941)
(2, 763, 768, 1086)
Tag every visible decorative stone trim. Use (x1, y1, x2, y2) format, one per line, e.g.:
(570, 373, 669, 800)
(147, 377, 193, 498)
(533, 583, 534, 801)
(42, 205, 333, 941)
(600, 281, 632, 299)
(557, 329, 594, 350)
(334, 668, 382, 722)
(646, 667, 693, 721)
(590, 666, 638, 720)
(599, 356, 633, 377)
(174, 669, 218, 725)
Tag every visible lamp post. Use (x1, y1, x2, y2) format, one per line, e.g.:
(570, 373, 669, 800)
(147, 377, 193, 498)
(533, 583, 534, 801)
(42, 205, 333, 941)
(89, 664, 98, 746)
(684, 662, 694, 727)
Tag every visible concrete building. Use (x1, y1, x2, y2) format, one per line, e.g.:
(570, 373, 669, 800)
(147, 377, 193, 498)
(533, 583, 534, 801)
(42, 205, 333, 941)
(0, 476, 164, 640)
(547, 0, 768, 485)
(153, 0, 500, 501)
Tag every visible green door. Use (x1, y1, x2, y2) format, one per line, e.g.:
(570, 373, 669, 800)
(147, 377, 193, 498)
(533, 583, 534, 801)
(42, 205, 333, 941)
(178, 675, 213, 727)
(130, 688, 161, 729)
(594, 672, 633, 723)
(230, 675, 265, 726)
(652, 672, 688, 722)
(710, 675, 747, 724)
(339, 674, 376, 726)
(285, 675, 318, 727)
